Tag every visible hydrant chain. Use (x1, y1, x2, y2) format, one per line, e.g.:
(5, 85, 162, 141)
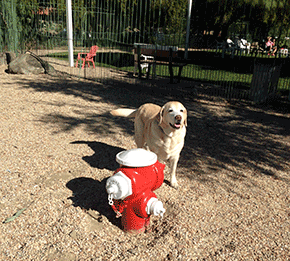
(115, 211, 122, 218)
(108, 194, 114, 206)
(111, 201, 123, 218)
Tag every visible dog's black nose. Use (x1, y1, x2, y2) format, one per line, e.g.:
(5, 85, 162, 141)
(175, 115, 182, 121)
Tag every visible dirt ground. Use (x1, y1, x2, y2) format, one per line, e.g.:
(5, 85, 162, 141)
(0, 59, 290, 261)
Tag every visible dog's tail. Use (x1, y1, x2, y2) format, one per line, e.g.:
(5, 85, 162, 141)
(110, 108, 137, 118)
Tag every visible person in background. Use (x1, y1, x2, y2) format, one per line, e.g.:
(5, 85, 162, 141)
(265, 36, 273, 55)
(271, 39, 278, 56)
(266, 36, 278, 56)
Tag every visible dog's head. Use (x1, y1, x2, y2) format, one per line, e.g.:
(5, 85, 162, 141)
(158, 101, 187, 130)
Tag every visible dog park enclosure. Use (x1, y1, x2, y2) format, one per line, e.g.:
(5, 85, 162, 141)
(0, 0, 290, 260)
(1, 0, 290, 102)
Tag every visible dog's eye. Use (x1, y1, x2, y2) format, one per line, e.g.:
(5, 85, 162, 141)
(180, 109, 184, 112)
(168, 109, 173, 112)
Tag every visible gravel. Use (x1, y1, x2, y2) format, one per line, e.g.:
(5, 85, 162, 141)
(0, 59, 289, 260)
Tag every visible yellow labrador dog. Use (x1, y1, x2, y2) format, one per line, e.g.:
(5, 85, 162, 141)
(110, 101, 187, 188)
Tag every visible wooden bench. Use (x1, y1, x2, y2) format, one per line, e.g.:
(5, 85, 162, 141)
(134, 43, 187, 83)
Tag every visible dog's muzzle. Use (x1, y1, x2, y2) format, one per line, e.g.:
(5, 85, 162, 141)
(170, 115, 182, 129)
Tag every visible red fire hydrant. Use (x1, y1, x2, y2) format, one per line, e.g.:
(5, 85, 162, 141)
(106, 148, 166, 233)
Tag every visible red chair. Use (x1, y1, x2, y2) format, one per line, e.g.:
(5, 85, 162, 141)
(75, 45, 99, 68)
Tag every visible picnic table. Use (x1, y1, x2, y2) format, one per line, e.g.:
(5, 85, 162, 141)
(134, 43, 188, 83)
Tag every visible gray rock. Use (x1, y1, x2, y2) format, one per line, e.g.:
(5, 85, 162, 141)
(8, 53, 45, 74)
(7, 52, 57, 75)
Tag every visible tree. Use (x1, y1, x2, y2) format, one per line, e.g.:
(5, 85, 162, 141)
(1, 0, 22, 52)
(114, 0, 187, 44)
(16, 0, 39, 50)
(190, 0, 290, 44)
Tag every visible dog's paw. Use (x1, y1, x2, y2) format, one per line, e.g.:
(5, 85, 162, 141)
(170, 180, 178, 189)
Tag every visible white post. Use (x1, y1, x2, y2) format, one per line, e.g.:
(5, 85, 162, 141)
(66, 0, 74, 67)
(185, 0, 192, 59)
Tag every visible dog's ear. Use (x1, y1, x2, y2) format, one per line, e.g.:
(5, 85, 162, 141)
(157, 106, 165, 125)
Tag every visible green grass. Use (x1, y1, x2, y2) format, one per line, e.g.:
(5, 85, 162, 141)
(156, 63, 252, 87)
(46, 51, 290, 91)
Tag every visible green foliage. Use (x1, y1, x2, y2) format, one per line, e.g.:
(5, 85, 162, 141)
(0, 0, 20, 52)
(1, 0, 290, 52)
(190, 0, 290, 45)
(163, 0, 187, 33)
(16, 0, 39, 50)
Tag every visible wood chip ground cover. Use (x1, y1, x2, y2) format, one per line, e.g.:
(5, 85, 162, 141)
(0, 62, 289, 260)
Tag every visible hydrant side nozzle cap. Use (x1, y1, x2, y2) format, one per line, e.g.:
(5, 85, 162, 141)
(106, 171, 132, 200)
(146, 197, 165, 217)
(106, 183, 117, 195)
(116, 148, 157, 167)
(154, 201, 166, 217)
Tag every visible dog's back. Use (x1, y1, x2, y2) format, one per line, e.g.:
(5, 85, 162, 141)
(135, 103, 161, 124)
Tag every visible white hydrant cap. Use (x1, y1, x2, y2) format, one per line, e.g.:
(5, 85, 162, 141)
(106, 171, 132, 200)
(116, 148, 157, 167)
(146, 197, 166, 218)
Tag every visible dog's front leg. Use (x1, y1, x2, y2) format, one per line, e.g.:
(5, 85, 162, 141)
(169, 156, 179, 189)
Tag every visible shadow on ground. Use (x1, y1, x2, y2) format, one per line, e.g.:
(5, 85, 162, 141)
(12, 69, 290, 186)
(180, 101, 290, 183)
(66, 177, 121, 228)
(66, 141, 126, 228)
(71, 141, 124, 170)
